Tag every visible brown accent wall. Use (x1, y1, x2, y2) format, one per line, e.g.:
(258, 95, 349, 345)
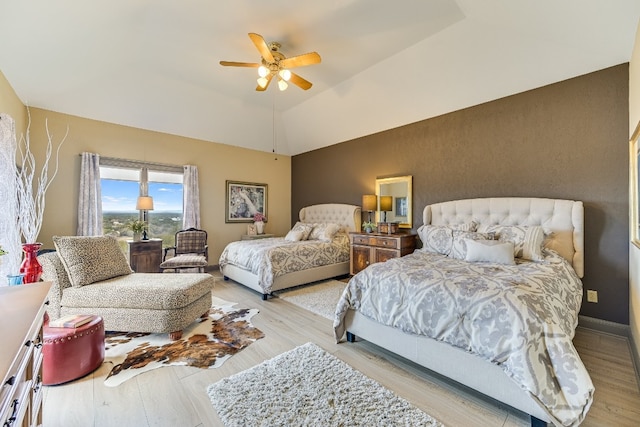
(292, 64, 630, 324)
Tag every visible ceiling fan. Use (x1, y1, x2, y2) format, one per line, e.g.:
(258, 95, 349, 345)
(220, 33, 321, 91)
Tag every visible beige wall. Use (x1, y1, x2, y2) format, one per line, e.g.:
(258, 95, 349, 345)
(629, 20, 640, 372)
(0, 70, 27, 135)
(0, 87, 291, 264)
(293, 64, 629, 324)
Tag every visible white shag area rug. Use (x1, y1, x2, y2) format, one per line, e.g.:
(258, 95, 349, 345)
(275, 279, 347, 320)
(207, 342, 443, 427)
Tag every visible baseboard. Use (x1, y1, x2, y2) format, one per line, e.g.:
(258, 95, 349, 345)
(578, 315, 630, 337)
(630, 332, 640, 393)
(578, 315, 640, 388)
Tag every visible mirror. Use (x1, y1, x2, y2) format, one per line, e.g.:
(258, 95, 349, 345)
(375, 175, 412, 228)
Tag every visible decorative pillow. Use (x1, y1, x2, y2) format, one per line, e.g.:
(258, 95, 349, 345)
(465, 239, 516, 265)
(447, 221, 478, 232)
(477, 225, 545, 261)
(417, 225, 453, 255)
(449, 231, 491, 260)
(308, 223, 342, 242)
(53, 235, 133, 288)
(288, 222, 314, 241)
(284, 230, 305, 242)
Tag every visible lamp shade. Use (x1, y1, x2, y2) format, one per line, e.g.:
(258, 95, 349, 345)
(362, 194, 377, 211)
(380, 196, 392, 212)
(136, 196, 154, 210)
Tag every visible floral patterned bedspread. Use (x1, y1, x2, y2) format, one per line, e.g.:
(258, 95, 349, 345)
(219, 233, 350, 294)
(333, 250, 594, 427)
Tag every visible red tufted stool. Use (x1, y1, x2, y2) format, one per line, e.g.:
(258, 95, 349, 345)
(43, 315, 105, 385)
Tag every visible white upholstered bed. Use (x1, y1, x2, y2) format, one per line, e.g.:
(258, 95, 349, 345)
(334, 198, 593, 427)
(220, 203, 361, 300)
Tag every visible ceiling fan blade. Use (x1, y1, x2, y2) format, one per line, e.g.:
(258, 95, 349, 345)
(219, 61, 260, 68)
(256, 73, 274, 91)
(279, 52, 321, 69)
(249, 33, 275, 63)
(289, 72, 313, 90)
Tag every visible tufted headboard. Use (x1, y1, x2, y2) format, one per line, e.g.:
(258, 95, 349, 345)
(299, 204, 362, 233)
(423, 198, 584, 277)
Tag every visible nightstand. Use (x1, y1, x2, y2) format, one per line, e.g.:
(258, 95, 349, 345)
(128, 239, 162, 272)
(349, 232, 417, 275)
(241, 234, 275, 240)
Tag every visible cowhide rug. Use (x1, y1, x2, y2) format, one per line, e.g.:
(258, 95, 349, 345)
(103, 296, 264, 387)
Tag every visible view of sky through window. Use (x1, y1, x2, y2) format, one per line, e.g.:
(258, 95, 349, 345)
(101, 179, 183, 212)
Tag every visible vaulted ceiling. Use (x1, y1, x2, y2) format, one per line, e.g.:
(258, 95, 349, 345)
(1, 1, 639, 155)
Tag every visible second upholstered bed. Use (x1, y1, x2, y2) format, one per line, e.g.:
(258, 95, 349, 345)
(220, 203, 360, 299)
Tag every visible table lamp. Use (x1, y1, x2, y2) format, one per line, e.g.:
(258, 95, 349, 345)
(380, 196, 392, 222)
(136, 196, 154, 240)
(362, 194, 377, 226)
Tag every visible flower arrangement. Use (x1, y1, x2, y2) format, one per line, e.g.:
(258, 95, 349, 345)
(129, 220, 147, 233)
(253, 212, 266, 222)
(362, 221, 376, 232)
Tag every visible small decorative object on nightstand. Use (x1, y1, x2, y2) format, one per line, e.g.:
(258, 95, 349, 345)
(349, 231, 416, 275)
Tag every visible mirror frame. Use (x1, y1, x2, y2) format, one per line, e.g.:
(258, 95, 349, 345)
(375, 175, 413, 229)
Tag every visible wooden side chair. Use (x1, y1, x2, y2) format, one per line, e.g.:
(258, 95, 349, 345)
(159, 228, 208, 273)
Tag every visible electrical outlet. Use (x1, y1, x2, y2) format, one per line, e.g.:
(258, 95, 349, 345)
(587, 290, 598, 303)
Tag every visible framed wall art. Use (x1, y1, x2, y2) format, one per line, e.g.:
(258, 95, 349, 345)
(225, 180, 268, 223)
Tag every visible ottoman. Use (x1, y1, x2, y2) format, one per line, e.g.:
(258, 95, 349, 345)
(43, 315, 105, 385)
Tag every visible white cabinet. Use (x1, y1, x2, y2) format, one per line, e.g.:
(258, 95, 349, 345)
(0, 282, 50, 427)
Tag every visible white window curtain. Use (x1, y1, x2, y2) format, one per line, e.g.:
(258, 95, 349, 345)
(183, 165, 200, 229)
(77, 152, 103, 236)
(0, 113, 21, 278)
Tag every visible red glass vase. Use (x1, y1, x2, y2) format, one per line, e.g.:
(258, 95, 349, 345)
(20, 242, 43, 284)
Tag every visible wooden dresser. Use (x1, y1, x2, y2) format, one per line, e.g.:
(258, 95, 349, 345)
(1, 281, 50, 427)
(128, 239, 162, 272)
(349, 232, 417, 275)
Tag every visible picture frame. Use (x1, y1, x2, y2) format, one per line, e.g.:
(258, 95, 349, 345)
(225, 180, 268, 223)
(247, 224, 257, 235)
(395, 196, 408, 217)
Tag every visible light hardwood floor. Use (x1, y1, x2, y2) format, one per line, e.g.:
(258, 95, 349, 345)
(43, 275, 640, 427)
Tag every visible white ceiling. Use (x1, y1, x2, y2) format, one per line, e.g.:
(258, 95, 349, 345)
(1, 1, 639, 156)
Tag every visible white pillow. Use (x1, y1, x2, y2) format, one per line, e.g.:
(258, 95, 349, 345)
(465, 239, 515, 265)
(284, 230, 305, 242)
(476, 224, 545, 261)
(418, 225, 453, 255)
(449, 231, 492, 260)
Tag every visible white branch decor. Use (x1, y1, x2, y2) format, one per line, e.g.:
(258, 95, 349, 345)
(16, 110, 68, 243)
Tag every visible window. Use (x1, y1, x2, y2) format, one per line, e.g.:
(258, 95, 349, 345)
(100, 159, 183, 249)
(631, 120, 640, 246)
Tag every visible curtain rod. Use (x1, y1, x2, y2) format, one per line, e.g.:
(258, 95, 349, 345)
(79, 154, 183, 171)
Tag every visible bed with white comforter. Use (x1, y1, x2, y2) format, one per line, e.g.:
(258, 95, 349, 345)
(220, 204, 360, 299)
(334, 197, 594, 427)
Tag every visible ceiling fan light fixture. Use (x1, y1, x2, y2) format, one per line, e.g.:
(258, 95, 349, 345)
(257, 76, 269, 88)
(258, 65, 269, 78)
(279, 69, 291, 81)
(278, 78, 288, 91)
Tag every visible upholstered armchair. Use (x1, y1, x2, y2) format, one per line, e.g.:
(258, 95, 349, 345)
(160, 228, 208, 273)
